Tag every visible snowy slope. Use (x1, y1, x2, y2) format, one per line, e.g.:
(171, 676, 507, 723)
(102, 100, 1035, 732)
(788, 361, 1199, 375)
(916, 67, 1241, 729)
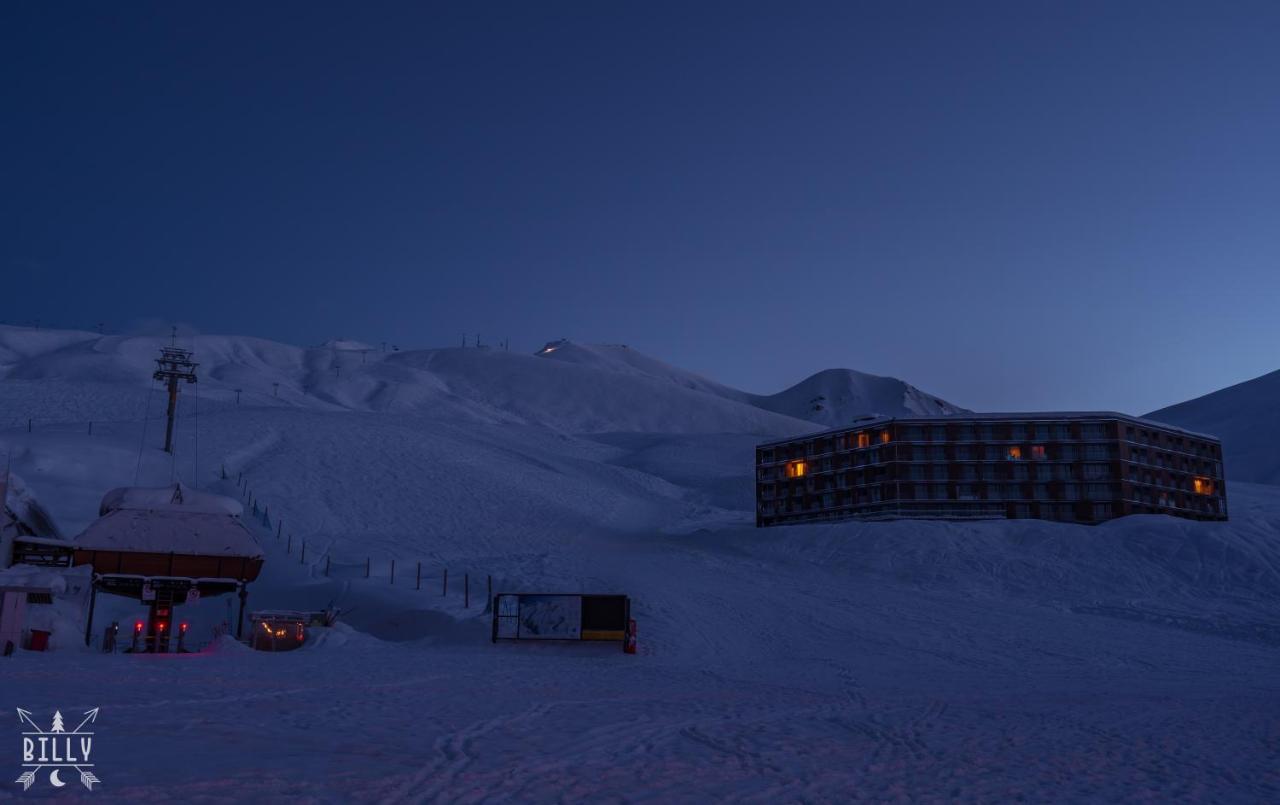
(536, 338, 968, 426)
(3, 323, 1279, 802)
(0, 326, 818, 436)
(1147, 368, 1280, 485)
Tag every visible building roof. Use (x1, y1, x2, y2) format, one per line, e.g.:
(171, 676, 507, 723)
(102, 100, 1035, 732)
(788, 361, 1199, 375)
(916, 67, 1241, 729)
(756, 411, 1220, 448)
(98, 483, 244, 517)
(75, 508, 263, 558)
(1, 472, 62, 540)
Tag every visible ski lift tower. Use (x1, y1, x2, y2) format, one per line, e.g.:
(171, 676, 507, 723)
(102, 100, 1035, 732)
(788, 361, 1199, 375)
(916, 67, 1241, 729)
(153, 330, 198, 454)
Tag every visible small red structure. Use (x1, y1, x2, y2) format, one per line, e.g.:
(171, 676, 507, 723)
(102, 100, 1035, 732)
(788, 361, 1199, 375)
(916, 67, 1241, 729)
(27, 629, 50, 652)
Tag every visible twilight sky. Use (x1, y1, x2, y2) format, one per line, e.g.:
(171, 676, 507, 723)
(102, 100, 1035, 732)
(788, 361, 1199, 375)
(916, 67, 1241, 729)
(3, 2, 1278, 414)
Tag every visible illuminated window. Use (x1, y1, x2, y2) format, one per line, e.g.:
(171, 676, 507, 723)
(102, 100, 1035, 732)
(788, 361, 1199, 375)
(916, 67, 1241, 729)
(879, 431, 890, 444)
(1192, 477, 1215, 495)
(856, 432, 870, 449)
(1006, 446, 1022, 460)
(1031, 445, 1046, 460)
(786, 460, 807, 478)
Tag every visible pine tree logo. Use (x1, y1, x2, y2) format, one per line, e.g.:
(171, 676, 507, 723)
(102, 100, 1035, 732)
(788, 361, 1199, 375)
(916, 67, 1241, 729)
(14, 708, 101, 791)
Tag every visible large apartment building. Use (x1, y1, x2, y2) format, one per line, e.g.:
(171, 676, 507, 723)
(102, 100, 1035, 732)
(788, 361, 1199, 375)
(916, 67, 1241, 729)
(755, 413, 1227, 527)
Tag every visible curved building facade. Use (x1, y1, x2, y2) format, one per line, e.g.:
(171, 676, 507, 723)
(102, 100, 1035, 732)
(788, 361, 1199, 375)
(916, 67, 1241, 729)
(755, 413, 1227, 526)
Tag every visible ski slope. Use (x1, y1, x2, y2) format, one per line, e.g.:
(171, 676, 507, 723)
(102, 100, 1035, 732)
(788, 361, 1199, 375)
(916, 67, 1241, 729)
(2, 324, 1279, 802)
(1148, 367, 1280, 485)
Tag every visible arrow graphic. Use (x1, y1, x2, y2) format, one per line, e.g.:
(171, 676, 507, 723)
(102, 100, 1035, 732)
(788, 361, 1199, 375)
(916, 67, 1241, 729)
(15, 709, 42, 733)
(70, 708, 99, 734)
(75, 767, 100, 791)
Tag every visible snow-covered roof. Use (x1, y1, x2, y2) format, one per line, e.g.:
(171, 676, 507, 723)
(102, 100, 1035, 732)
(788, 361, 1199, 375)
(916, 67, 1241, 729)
(757, 411, 1222, 447)
(2, 472, 62, 539)
(75, 508, 263, 558)
(98, 483, 243, 517)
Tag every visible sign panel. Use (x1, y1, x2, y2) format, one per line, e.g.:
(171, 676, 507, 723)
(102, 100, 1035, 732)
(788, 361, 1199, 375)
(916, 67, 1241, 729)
(517, 595, 581, 640)
(492, 593, 630, 644)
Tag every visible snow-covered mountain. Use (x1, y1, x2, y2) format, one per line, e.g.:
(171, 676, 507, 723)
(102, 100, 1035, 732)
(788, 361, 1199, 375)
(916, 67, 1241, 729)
(746, 367, 969, 426)
(534, 339, 967, 427)
(0, 328, 962, 434)
(1146, 368, 1280, 485)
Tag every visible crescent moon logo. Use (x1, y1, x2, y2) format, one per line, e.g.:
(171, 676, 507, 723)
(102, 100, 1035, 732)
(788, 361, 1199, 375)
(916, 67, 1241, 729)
(49, 769, 66, 788)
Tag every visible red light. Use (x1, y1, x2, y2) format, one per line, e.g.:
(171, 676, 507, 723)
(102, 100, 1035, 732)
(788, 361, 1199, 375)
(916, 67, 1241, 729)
(157, 622, 166, 631)
(134, 621, 143, 633)
(180, 622, 188, 633)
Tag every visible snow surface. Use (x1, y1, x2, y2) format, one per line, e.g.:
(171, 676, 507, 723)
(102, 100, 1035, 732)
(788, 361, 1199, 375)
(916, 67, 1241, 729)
(99, 483, 244, 517)
(75, 509, 263, 557)
(2, 324, 1278, 802)
(1148, 367, 1280, 485)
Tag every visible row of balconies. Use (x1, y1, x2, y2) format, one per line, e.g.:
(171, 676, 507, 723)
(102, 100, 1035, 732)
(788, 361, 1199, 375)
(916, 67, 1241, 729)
(761, 482, 1122, 505)
(757, 462, 1117, 484)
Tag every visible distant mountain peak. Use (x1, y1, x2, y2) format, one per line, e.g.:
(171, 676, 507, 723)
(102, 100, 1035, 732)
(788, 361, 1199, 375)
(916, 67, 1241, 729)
(748, 367, 968, 427)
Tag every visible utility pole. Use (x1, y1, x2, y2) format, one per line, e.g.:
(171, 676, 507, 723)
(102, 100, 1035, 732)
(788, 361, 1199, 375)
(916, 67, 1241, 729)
(152, 328, 198, 454)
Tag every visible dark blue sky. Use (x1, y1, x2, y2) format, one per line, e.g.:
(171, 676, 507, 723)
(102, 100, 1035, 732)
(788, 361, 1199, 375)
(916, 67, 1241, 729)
(4, 2, 1277, 413)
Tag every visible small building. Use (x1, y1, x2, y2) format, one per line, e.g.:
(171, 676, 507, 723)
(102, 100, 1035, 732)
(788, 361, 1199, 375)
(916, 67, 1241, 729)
(248, 610, 320, 652)
(0, 579, 52, 652)
(0, 564, 92, 653)
(756, 412, 1228, 526)
(73, 483, 265, 651)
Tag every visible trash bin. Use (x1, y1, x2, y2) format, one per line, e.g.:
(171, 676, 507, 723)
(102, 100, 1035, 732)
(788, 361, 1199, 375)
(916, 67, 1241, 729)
(28, 630, 50, 652)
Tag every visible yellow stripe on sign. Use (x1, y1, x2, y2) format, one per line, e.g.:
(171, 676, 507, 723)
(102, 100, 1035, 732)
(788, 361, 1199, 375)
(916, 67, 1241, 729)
(581, 630, 625, 641)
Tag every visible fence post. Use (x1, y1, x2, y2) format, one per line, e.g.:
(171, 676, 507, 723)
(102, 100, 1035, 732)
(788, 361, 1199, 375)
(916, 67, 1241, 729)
(300, 541, 306, 564)
(365, 557, 370, 578)
(325, 555, 330, 577)
(391, 559, 395, 585)
(487, 575, 492, 602)
(286, 534, 291, 554)
(465, 573, 469, 608)
(416, 562, 421, 590)
(277, 520, 282, 539)
(442, 569, 448, 596)
(88, 421, 93, 436)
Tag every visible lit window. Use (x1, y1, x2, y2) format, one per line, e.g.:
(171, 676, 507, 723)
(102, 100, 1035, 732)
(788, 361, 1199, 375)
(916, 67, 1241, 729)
(1031, 445, 1046, 460)
(1006, 446, 1022, 460)
(786, 460, 807, 478)
(1192, 477, 1215, 495)
(856, 432, 870, 448)
(880, 431, 891, 444)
